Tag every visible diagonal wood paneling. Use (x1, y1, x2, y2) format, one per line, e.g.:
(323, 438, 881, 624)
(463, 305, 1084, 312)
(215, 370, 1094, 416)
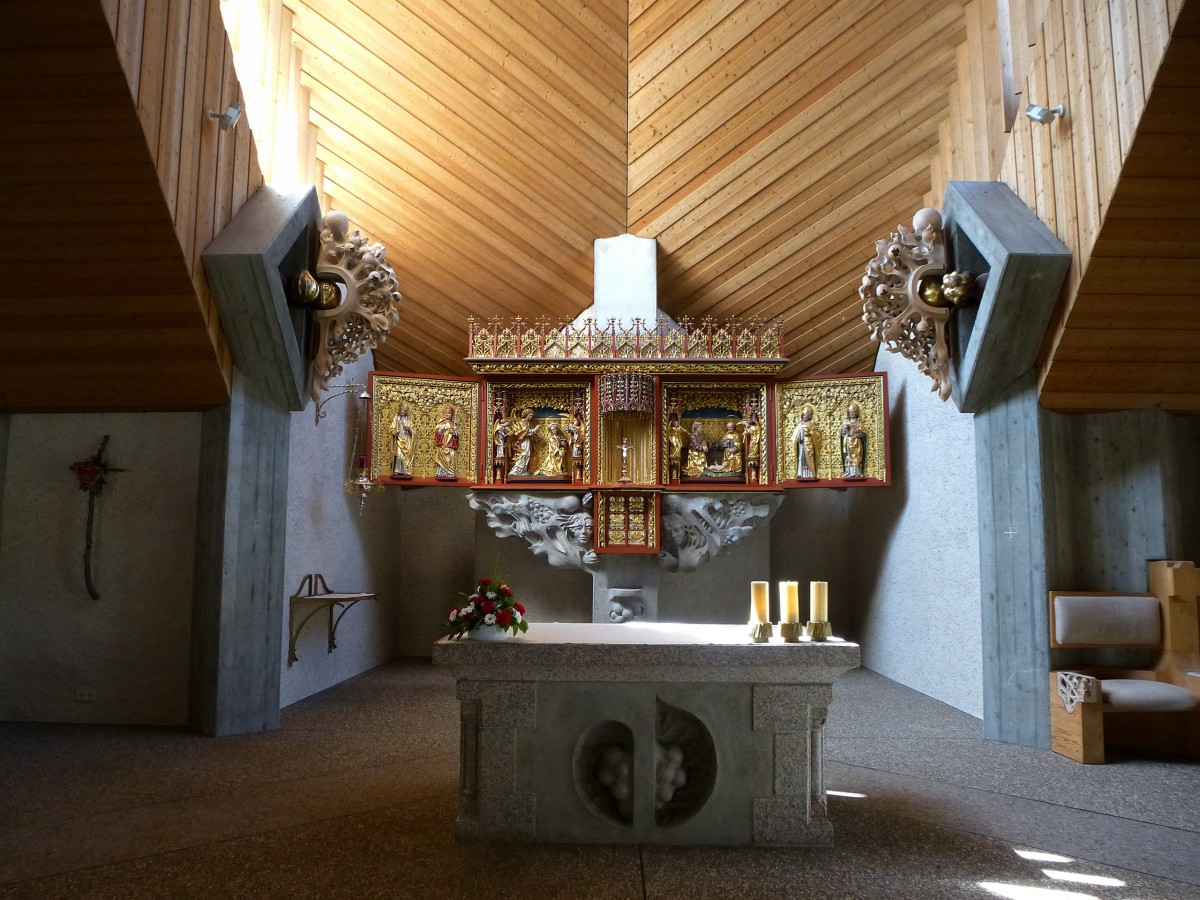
(628, 0, 975, 379)
(994, 0, 1200, 412)
(285, 0, 629, 376)
(0, 0, 243, 411)
(240, 0, 994, 381)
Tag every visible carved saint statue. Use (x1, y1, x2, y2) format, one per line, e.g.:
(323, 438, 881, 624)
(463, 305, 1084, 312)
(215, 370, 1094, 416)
(565, 402, 587, 482)
(491, 405, 512, 482)
(535, 420, 566, 477)
(712, 421, 744, 474)
(683, 421, 707, 477)
(840, 401, 868, 480)
(791, 403, 821, 480)
(741, 412, 762, 481)
(434, 404, 460, 479)
(666, 409, 688, 483)
(390, 404, 414, 477)
(508, 407, 537, 477)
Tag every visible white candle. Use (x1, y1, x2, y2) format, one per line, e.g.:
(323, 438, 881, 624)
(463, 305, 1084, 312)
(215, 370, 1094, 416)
(751, 581, 769, 624)
(810, 581, 828, 622)
(782, 581, 800, 624)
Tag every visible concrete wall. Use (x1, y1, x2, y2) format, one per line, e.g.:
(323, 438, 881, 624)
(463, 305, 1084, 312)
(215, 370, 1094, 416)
(848, 350, 983, 717)
(0, 413, 201, 724)
(769, 490, 850, 629)
(280, 356, 404, 707)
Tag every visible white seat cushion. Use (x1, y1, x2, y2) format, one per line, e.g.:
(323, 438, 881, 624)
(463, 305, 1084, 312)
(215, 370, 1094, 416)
(1101, 679, 1199, 712)
(1054, 595, 1160, 646)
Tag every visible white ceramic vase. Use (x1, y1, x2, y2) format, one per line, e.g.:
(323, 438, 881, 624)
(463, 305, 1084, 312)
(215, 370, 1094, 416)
(469, 625, 511, 641)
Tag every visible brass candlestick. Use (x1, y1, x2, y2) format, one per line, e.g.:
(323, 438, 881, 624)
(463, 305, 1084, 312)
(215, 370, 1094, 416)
(806, 620, 832, 641)
(749, 622, 772, 643)
(779, 622, 802, 643)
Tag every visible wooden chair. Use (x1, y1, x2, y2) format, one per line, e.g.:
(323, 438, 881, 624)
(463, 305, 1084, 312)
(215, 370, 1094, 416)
(1048, 560, 1200, 764)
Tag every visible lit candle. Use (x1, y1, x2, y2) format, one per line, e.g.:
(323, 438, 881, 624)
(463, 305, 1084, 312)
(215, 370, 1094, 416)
(784, 581, 800, 624)
(810, 581, 828, 623)
(751, 581, 769, 624)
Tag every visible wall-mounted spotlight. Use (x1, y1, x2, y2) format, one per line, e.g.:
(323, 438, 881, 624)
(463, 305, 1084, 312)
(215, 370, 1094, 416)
(1025, 103, 1065, 125)
(208, 103, 242, 131)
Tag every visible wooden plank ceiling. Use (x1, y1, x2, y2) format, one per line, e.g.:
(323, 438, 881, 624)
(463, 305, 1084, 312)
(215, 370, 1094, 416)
(289, 0, 972, 379)
(0, 1, 230, 411)
(1039, 0, 1200, 411)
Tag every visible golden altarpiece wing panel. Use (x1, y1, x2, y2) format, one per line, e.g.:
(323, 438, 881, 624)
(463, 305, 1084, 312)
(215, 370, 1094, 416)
(369, 374, 480, 484)
(660, 382, 770, 487)
(482, 380, 592, 486)
(773, 373, 890, 486)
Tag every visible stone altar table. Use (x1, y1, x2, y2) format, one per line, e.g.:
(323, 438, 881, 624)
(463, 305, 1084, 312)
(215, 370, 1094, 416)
(432, 623, 860, 846)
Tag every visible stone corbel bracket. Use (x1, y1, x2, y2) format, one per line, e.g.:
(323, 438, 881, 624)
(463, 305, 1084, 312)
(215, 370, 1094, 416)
(467, 492, 599, 571)
(658, 494, 782, 573)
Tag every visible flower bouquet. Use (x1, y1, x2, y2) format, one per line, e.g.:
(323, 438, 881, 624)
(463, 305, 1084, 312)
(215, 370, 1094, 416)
(447, 577, 529, 640)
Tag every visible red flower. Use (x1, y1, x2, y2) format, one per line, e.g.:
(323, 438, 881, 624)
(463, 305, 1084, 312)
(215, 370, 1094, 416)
(479, 578, 492, 586)
(514, 603, 526, 615)
(461, 609, 474, 620)
(480, 600, 496, 614)
(500, 586, 513, 596)
(495, 609, 513, 626)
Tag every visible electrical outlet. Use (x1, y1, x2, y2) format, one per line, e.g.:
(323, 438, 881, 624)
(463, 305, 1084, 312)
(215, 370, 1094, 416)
(75, 688, 96, 702)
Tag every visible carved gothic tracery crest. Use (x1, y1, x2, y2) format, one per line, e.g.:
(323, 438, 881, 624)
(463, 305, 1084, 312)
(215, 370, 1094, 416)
(859, 208, 970, 401)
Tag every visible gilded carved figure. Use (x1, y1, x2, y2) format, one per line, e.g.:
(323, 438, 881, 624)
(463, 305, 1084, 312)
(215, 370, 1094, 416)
(840, 401, 867, 480)
(434, 404, 460, 479)
(390, 404, 414, 477)
(683, 421, 707, 477)
(791, 404, 821, 480)
(491, 405, 511, 482)
(535, 421, 566, 477)
(711, 421, 743, 474)
(666, 409, 688, 483)
(741, 412, 762, 480)
(565, 402, 587, 482)
(508, 408, 537, 477)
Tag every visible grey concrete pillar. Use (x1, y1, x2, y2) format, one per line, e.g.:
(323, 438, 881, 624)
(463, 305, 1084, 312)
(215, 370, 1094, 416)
(189, 369, 290, 736)
(974, 371, 1056, 748)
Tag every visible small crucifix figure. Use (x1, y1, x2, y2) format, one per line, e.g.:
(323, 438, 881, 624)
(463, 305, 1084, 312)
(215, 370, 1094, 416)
(617, 436, 633, 484)
(1003, 525, 1018, 540)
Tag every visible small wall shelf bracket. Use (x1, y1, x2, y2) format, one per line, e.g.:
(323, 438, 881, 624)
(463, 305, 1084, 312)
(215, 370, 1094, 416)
(288, 573, 377, 666)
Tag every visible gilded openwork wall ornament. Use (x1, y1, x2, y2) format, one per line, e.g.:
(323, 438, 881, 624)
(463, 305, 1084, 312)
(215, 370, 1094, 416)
(308, 211, 403, 401)
(859, 208, 970, 401)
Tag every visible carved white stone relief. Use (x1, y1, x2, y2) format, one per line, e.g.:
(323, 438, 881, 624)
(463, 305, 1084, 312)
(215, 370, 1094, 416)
(859, 208, 971, 401)
(1056, 671, 1099, 713)
(310, 211, 403, 401)
(467, 492, 598, 570)
(658, 494, 781, 573)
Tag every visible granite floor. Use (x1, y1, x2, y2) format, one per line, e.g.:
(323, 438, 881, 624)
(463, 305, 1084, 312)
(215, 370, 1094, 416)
(1, 662, 1198, 899)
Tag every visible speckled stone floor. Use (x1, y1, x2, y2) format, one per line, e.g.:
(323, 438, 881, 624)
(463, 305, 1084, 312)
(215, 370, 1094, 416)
(2, 663, 1198, 899)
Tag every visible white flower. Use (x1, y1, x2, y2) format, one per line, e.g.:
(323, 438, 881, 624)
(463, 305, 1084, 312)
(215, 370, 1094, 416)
(514, 611, 523, 623)
(487, 591, 498, 601)
(464, 602, 476, 614)
(448, 610, 458, 622)
(483, 613, 497, 626)
(470, 593, 482, 603)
